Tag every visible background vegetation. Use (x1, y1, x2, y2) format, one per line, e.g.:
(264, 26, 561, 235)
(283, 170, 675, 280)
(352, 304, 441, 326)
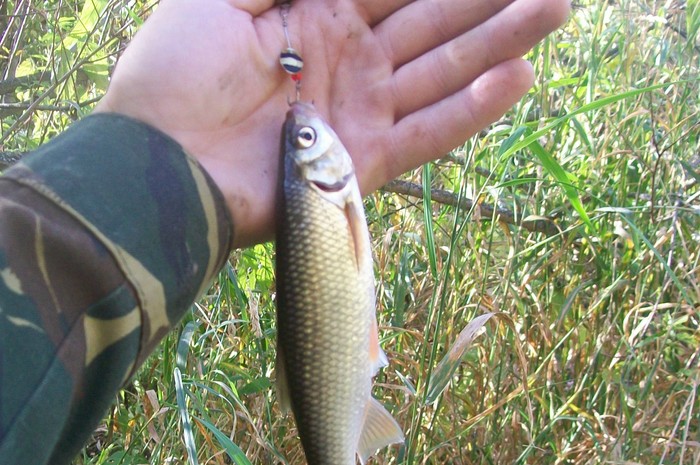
(2, 0, 699, 463)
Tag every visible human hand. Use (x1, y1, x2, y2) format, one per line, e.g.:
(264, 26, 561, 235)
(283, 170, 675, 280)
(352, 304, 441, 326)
(96, 0, 570, 248)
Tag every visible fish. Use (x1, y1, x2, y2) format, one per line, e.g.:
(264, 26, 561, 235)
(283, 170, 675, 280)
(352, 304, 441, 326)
(275, 101, 404, 464)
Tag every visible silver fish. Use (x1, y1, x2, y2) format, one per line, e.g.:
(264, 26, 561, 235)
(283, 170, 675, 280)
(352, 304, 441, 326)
(275, 101, 404, 464)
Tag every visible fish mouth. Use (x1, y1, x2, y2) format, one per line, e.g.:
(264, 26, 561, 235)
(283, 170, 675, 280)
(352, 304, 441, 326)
(312, 174, 352, 192)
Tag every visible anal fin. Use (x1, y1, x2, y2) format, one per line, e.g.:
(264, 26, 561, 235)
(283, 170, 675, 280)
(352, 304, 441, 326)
(357, 397, 404, 464)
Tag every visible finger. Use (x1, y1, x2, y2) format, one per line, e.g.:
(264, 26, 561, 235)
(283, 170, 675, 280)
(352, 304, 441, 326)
(354, 0, 414, 26)
(390, 0, 570, 120)
(367, 58, 534, 191)
(227, 0, 275, 16)
(374, 0, 513, 67)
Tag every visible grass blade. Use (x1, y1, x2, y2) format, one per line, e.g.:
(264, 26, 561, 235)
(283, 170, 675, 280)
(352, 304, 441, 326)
(501, 81, 694, 160)
(618, 214, 693, 304)
(176, 320, 198, 372)
(422, 163, 438, 279)
(499, 80, 697, 232)
(527, 139, 592, 228)
(174, 367, 199, 465)
(425, 312, 494, 405)
(193, 417, 253, 465)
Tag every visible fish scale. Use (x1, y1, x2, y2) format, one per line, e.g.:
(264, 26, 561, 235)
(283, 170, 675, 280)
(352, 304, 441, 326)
(276, 101, 403, 465)
(277, 180, 370, 464)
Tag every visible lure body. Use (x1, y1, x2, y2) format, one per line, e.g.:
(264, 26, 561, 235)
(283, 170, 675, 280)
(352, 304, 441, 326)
(275, 102, 403, 465)
(280, 47, 304, 75)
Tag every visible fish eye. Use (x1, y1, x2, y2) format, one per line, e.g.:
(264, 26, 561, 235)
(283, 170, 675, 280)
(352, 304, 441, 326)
(295, 126, 316, 149)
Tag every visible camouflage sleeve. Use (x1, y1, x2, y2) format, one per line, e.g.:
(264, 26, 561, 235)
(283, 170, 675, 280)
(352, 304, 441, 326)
(0, 113, 233, 465)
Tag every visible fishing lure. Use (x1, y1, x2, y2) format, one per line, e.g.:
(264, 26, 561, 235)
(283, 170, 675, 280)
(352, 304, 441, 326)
(279, 3, 303, 100)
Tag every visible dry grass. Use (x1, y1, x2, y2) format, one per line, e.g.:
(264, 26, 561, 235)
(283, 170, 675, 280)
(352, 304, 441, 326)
(2, 0, 699, 464)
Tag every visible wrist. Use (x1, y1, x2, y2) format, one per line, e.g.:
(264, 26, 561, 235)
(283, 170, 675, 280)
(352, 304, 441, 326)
(93, 96, 165, 139)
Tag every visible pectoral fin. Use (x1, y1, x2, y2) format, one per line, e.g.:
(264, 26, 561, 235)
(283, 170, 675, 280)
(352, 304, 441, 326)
(357, 397, 404, 464)
(275, 348, 291, 413)
(344, 190, 372, 274)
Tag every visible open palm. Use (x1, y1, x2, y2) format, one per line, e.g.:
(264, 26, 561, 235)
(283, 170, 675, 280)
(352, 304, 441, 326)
(97, 0, 570, 248)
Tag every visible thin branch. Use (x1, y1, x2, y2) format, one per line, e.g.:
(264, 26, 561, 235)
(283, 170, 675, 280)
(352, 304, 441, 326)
(0, 73, 48, 94)
(441, 153, 494, 179)
(381, 179, 561, 235)
(0, 96, 101, 116)
(0, 1, 146, 146)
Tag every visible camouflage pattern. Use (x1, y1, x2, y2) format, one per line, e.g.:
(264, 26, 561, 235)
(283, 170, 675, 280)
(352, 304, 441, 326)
(0, 114, 232, 465)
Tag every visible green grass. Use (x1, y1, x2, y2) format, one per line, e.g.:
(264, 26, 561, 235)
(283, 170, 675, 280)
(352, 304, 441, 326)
(2, 0, 700, 463)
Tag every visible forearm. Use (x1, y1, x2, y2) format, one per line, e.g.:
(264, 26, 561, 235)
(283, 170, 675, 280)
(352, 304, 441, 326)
(0, 113, 232, 465)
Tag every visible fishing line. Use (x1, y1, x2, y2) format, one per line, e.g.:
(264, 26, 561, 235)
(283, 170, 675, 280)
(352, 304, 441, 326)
(279, 2, 303, 102)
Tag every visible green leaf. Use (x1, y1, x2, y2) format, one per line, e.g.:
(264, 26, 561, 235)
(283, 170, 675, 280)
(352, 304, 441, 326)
(495, 177, 541, 189)
(177, 321, 198, 372)
(618, 215, 693, 305)
(63, 0, 109, 50)
(391, 247, 412, 328)
(498, 126, 528, 157)
(174, 367, 199, 465)
(103, 451, 148, 465)
(497, 93, 658, 231)
(501, 81, 694, 160)
(395, 370, 417, 396)
(687, 0, 700, 43)
(194, 417, 254, 465)
(82, 58, 111, 91)
(238, 376, 272, 396)
(422, 163, 438, 279)
(527, 139, 592, 228)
